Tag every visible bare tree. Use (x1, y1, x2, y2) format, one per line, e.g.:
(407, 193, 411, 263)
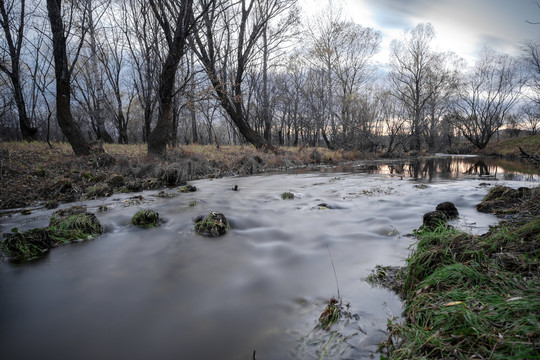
(46, 0, 90, 155)
(521, 103, 540, 135)
(452, 48, 527, 149)
(80, 0, 114, 142)
(389, 23, 437, 151)
(522, 40, 540, 107)
(121, 0, 160, 143)
(191, 0, 294, 151)
(423, 52, 462, 150)
(99, 24, 133, 144)
(145, 0, 196, 157)
(0, 0, 39, 140)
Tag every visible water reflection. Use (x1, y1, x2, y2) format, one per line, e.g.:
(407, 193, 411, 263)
(0, 157, 537, 360)
(322, 156, 539, 182)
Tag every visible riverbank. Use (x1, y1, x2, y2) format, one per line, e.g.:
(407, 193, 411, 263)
(0, 142, 362, 210)
(2, 137, 538, 211)
(480, 134, 540, 160)
(374, 185, 540, 359)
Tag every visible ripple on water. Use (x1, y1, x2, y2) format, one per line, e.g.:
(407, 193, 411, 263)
(3, 162, 534, 360)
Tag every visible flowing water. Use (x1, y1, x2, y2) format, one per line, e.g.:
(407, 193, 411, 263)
(0, 156, 538, 360)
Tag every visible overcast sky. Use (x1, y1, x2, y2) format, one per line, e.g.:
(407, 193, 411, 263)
(301, 0, 540, 64)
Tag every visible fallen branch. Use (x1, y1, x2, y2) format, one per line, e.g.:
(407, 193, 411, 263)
(519, 146, 540, 164)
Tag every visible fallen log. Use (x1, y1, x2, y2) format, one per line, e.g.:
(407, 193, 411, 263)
(519, 146, 540, 164)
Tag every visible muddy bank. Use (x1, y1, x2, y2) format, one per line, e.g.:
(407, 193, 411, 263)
(0, 143, 365, 211)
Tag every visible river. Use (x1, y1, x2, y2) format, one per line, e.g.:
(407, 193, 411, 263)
(0, 155, 538, 359)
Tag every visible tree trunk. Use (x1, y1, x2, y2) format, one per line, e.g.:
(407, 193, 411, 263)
(147, 0, 193, 157)
(190, 52, 198, 143)
(12, 74, 38, 140)
(87, 0, 113, 143)
(0, 0, 38, 141)
(262, 24, 271, 143)
(46, 0, 90, 156)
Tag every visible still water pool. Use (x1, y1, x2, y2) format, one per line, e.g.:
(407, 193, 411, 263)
(1, 156, 537, 359)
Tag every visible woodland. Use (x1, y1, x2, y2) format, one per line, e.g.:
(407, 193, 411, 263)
(0, 0, 539, 157)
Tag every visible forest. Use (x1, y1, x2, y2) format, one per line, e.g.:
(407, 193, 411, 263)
(1, 0, 539, 157)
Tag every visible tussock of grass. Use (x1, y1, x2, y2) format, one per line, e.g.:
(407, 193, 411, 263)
(48, 211, 103, 244)
(2, 228, 51, 261)
(381, 217, 540, 359)
(319, 297, 342, 330)
(281, 191, 295, 200)
(131, 209, 160, 228)
(194, 212, 230, 237)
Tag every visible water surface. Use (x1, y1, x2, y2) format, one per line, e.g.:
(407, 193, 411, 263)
(0, 156, 537, 359)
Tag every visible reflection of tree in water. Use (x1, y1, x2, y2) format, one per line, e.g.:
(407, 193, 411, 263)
(464, 160, 491, 176)
(406, 158, 453, 181)
(359, 157, 535, 181)
(388, 164, 405, 176)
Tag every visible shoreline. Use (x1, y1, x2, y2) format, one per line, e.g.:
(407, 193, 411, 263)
(370, 185, 540, 359)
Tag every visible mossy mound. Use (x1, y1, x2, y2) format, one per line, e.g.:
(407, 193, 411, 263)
(107, 174, 125, 188)
(179, 185, 197, 193)
(2, 228, 52, 262)
(194, 212, 230, 237)
(476, 185, 533, 214)
(131, 209, 160, 228)
(1, 206, 103, 262)
(281, 191, 294, 200)
(48, 207, 103, 244)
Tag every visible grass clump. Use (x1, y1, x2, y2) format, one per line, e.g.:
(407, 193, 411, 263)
(179, 185, 197, 193)
(48, 208, 103, 243)
(281, 191, 294, 200)
(380, 218, 540, 359)
(319, 297, 342, 330)
(131, 209, 160, 228)
(1, 206, 103, 261)
(2, 228, 52, 262)
(86, 183, 112, 199)
(194, 212, 230, 237)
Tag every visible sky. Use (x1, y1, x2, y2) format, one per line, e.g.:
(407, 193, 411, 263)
(300, 0, 540, 64)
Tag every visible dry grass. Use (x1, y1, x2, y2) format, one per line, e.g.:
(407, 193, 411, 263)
(0, 141, 361, 210)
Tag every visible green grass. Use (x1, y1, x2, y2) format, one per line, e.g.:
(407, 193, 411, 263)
(48, 212, 103, 243)
(380, 218, 540, 359)
(2, 228, 51, 261)
(131, 209, 160, 228)
(482, 134, 540, 156)
(281, 191, 295, 200)
(1, 208, 103, 261)
(194, 212, 230, 237)
(319, 297, 342, 330)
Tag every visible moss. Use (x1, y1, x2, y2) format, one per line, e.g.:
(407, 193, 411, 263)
(281, 191, 294, 200)
(194, 212, 230, 237)
(179, 185, 197, 193)
(131, 209, 160, 228)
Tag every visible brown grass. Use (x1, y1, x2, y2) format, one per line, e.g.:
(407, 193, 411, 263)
(0, 141, 361, 210)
